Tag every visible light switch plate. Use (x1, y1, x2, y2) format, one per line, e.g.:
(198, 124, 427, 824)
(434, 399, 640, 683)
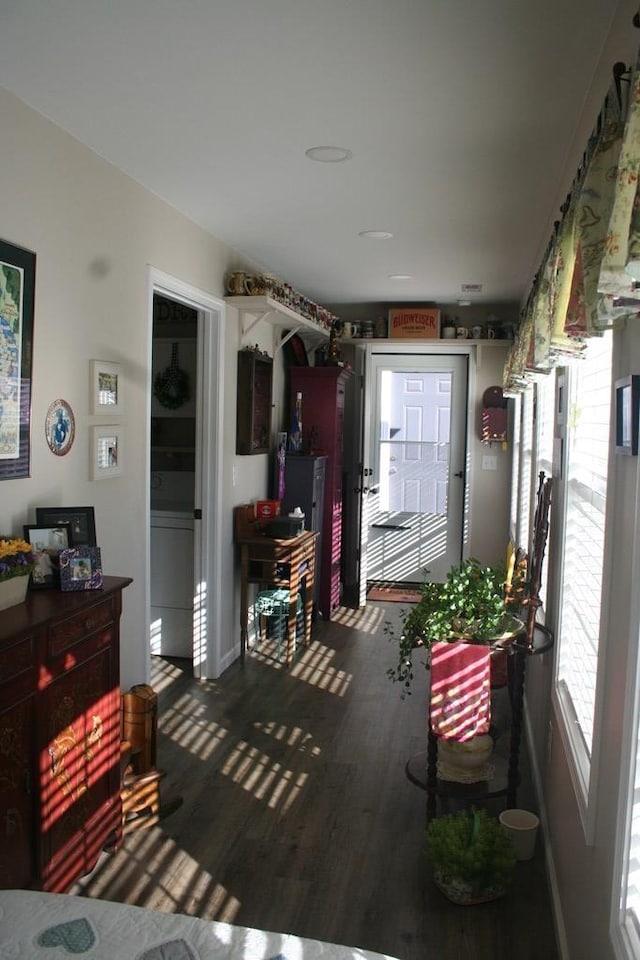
(482, 454, 497, 471)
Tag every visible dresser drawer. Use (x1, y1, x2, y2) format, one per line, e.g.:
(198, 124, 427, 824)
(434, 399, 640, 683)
(47, 595, 117, 659)
(0, 633, 36, 684)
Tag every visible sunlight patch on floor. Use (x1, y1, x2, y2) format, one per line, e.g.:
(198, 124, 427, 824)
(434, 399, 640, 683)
(253, 721, 321, 757)
(220, 740, 309, 813)
(290, 640, 352, 695)
(160, 692, 228, 760)
(72, 830, 241, 922)
(331, 604, 386, 633)
(150, 655, 187, 693)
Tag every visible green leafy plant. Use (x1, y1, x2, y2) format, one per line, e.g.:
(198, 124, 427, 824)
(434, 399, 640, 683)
(426, 807, 516, 902)
(384, 557, 525, 693)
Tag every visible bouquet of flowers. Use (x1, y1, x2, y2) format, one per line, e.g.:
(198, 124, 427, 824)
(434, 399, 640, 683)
(0, 537, 36, 582)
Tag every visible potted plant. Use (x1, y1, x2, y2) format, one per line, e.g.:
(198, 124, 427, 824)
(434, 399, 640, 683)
(426, 807, 516, 904)
(0, 536, 35, 611)
(384, 557, 525, 694)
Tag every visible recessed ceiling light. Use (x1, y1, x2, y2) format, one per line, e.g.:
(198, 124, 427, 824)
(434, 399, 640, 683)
(305, 145, 353, 163)
(461, 283, 483, 293)
(457, 299, 472, 307)
(388, 274, 412, 280)
(359, 230, 393, 240)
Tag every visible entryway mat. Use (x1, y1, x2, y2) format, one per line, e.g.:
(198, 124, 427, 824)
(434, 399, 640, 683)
(367, 584, 421, 603)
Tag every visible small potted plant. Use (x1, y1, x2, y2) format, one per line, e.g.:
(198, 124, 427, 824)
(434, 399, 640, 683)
(384, 557, 525, 694)
(0, 536, 35, 611)
(426, 807, 516, 904)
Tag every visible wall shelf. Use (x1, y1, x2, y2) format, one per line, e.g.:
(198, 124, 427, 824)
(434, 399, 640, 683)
(225, 295, 331, 349)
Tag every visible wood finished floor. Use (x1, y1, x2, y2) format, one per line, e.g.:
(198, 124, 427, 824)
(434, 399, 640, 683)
(72, 601, 559, 960)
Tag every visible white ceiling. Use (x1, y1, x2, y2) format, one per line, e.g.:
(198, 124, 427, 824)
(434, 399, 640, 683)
(0, 0, 637, 308)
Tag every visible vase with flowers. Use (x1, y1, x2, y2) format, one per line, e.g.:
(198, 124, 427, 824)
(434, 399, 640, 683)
(0, 537, 36, 611)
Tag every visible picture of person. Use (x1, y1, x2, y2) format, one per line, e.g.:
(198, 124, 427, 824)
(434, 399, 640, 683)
(71, 558, 92, 581)
(24, 523, 72, 587)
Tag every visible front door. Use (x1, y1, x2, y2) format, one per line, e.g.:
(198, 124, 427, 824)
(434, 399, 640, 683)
(362, 352, 467, 586)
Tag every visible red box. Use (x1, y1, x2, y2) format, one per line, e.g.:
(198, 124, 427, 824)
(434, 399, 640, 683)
(388, 307, 441, 339)
(256, 500, 280, 519)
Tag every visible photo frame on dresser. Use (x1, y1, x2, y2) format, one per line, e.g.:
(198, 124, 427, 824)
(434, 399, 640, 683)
(59, 546, 103, 591)
(35, 506, 97, 546)
(23, 522, 73, 588)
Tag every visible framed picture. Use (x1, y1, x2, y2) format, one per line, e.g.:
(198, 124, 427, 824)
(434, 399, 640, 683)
(35, 506, 97, 546)
(91, 425, 123, 478)
(23, 522, 73, 588)
(45, 398, 76, 456)
(615, 375, 640, 456)
(59, 546, 103, 592)
(0, 239, 36, 481)
(90, 360, 122, 415)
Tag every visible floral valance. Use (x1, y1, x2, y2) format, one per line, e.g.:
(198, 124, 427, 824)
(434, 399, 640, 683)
(505, 51, 640, 392)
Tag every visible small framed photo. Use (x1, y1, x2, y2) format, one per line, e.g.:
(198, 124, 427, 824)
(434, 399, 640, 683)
(91, 425, 123, 479)
(615, 375, 639, 456)
(90, 360, 122, 415)
(59, 546, 103, 591)
(35, 506, 96, 546)
(23, 522, 73, 588)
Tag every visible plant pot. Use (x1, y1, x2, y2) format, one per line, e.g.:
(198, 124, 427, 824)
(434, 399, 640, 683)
(433, 869, 507, 905)
(490, 647, 509, 688)
(0, 574, 29, 611)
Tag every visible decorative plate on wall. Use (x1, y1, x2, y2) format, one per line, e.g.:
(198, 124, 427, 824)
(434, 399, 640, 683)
(45, 398, 75, 456)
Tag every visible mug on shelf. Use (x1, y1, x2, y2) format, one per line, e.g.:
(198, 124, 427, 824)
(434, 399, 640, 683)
(471, 325, 484, 339)
(456, 326, 469, 339)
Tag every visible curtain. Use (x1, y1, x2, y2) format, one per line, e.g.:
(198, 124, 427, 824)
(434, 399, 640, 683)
(504, 63, 632, 393)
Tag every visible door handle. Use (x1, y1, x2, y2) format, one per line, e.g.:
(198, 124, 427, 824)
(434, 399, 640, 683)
(454, 471, 464, 478)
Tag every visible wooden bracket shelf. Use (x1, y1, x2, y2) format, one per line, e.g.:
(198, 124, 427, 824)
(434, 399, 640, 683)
(225, 295, 331, 350)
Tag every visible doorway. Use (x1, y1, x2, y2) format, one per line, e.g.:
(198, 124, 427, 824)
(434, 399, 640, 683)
(146, 268, 225, 680)
(361, 352, 468, 587)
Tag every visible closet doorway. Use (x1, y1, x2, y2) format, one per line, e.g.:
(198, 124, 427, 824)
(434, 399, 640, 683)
(147, 269, 225, 680)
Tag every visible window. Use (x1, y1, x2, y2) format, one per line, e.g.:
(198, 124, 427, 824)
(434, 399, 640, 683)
(554, 331, 613, 818)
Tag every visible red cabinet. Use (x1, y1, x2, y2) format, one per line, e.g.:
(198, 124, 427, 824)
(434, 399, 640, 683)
(290, 367, 350, 619)
(0, 577, 131, 892)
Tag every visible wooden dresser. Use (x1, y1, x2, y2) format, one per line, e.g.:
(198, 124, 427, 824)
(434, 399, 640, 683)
(0, 576, 132, 892)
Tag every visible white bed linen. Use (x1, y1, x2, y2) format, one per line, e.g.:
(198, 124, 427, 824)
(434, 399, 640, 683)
(0, 890, 401, 960)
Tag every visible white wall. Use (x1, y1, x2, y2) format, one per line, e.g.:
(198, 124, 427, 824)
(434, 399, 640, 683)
(0, 87, 269, 687)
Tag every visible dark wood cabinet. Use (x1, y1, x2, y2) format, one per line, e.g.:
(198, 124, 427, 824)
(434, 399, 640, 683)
(236, 348, 273, 454)
(290, 367, 350, 619)
(0, 576, 131, 892)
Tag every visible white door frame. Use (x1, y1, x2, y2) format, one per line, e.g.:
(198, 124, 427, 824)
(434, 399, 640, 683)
(359, 342, 472, 598)
(146, 268, 225, 679)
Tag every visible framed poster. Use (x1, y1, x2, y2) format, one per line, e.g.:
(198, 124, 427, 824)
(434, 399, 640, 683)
(0, 239, 36, 480)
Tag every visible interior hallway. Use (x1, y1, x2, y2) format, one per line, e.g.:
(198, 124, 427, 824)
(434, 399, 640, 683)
(72, 601, 559, 960)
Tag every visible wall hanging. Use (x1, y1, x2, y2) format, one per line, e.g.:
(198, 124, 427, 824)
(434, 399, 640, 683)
(481, 386, 508, 444)
(0, 239, 35, 479)
(45, 398, 75, 456)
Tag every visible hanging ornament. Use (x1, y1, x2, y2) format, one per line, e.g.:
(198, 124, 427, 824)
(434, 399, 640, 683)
(154, 342, 190, 409)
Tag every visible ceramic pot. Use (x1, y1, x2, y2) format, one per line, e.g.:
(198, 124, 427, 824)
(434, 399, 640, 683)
(0, 574, 29, 612)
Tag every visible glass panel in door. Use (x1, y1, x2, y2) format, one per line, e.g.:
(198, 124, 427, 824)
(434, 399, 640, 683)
(366, 355, 466, 584)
